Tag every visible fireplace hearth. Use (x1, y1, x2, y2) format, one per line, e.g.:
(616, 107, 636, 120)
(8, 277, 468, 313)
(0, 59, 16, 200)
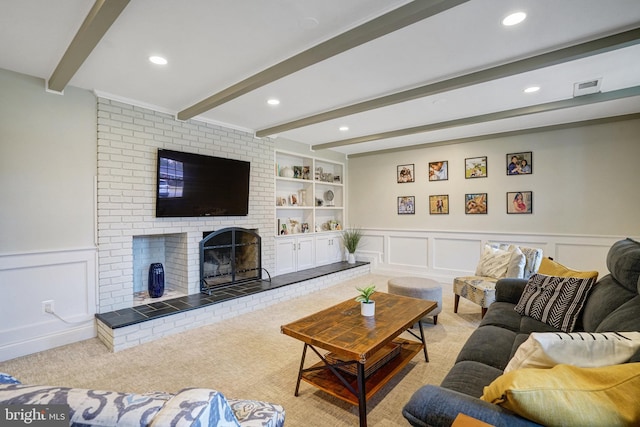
(200, 227, 262, 294)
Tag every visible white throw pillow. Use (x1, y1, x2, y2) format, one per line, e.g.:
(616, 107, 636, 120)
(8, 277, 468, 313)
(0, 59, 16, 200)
(505, 246, 526, 278)
(475, 244, 525, 279)
(475, 245, 512, 279)
(504, 331, 640, 373)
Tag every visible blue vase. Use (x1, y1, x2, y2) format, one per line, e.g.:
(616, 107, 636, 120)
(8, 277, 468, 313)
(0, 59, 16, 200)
(148, 263, 165, 298)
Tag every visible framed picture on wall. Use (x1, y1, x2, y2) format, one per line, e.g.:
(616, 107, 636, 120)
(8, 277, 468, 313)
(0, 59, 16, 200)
(465, 193, 487, 214)
(465, 156, 487, 178)
(429, 195, 449, 214)
(398, 196, 415, 214)
(507, 191, 533, 214)
(507, 152, 533, 175)
(428, 161, 448, 181)
(397, 164, 415, 183)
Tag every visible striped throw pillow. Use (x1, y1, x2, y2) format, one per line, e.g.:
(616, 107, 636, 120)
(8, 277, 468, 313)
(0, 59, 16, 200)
(514, 273, 596, 332)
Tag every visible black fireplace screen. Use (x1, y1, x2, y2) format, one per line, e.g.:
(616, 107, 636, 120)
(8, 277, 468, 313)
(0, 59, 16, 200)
(200, 227, 261, 294)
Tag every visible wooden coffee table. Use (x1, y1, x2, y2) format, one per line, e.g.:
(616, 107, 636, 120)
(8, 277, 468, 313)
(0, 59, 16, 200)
(281, 292, 436, 427)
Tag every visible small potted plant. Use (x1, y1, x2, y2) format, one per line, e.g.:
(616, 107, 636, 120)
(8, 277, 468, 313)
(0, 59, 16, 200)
(355, 285, 376, 316)
(342, 227, 363, 264)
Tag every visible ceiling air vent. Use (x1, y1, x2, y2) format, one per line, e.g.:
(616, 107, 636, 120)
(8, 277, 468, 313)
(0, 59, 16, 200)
(573, 78, 602, 97)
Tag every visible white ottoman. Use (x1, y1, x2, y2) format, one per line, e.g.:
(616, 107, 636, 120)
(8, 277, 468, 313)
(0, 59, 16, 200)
(387, 277, 443, 325)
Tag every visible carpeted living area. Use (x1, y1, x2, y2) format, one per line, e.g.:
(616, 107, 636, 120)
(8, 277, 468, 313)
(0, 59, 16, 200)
(0, 274, 481, 426)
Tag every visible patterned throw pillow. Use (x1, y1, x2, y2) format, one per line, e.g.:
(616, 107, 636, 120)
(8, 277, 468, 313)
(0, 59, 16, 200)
(475, 245, 514, 279)
(514, 274, 596, 332)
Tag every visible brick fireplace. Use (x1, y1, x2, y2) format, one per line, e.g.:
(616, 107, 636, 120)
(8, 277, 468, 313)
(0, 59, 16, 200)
(96, 97, 275, 313)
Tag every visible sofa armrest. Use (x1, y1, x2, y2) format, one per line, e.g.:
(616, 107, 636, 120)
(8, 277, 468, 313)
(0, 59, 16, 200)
(151, 388, 240, 427)
(402, 385, 541, 427)
(495, 278, 528, 304)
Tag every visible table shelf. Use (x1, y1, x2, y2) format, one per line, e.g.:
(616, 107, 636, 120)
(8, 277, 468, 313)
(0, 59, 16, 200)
(299, 338, 422, 406)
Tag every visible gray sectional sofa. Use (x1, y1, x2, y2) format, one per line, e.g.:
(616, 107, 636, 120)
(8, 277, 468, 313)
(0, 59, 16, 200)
(403, 238, 640, 427)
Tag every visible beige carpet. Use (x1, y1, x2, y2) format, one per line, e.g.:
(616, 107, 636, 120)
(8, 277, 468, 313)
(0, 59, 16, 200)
(0, 274, 481, 426)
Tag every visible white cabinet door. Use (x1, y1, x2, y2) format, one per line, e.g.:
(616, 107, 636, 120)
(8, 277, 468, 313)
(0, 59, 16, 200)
(275, 237, 296, 275)
(315, 234, 343, 266)
(296, 235, 315, 271)
(275, 235, 315, 275)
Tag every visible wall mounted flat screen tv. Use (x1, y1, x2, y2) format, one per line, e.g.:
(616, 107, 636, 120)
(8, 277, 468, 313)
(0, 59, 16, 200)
(156, 149, 250, 217)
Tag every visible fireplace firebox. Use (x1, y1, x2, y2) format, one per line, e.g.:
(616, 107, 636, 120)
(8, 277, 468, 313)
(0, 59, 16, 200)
(200, 227, 261, 294)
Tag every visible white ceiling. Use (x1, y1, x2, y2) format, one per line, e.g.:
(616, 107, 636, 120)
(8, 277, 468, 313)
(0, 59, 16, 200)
(1, 0, 639, 156)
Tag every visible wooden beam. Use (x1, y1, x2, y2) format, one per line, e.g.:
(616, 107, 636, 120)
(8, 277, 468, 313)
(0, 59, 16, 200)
(47, 0, 130, 92)
(311, 86, 640, 150)
(177, 0, 470, 120)
(346, 113, 640, 158)
(258, 27, 640, 137)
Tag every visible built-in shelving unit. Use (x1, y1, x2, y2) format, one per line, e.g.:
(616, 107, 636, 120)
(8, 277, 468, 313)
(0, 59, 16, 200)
(275, 151, 346, 275)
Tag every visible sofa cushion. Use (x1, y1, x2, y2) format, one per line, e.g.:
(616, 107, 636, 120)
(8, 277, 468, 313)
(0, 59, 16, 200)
(595, 295, 640, 333)
(455, 326, 517, 371)
(514, 274, 596, 333)
(479, 302, 522, 332)
(537, 257, 598, 280)
(440, 361, 504, 398)
(227, 399, 286, 427)
(504, 331, 640, 373)
(606, 238, 640, 293)
(151, 388, 240, 427)
(481, 363, 640, 427)
(581, 275, 637, 331)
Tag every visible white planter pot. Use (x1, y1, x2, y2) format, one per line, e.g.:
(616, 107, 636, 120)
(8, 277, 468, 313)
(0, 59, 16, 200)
(347, 252, 356, 264)
(361, 301, 375, 317)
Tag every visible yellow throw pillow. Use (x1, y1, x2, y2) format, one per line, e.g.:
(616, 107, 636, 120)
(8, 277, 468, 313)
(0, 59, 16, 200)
(481, 363, 640, 427)
(537, 257, 599, 280)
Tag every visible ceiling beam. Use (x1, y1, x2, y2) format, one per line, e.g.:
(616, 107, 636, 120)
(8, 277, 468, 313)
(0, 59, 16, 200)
(47, 0, 130, 93)
(311, 85, 640, 150)
(347, 113, 640, 158)
(177, 0, 470, 121)
(258, 27, 640, 137)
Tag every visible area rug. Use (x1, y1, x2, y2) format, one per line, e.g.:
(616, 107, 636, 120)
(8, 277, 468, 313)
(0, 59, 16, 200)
(0, 273, 481, 426)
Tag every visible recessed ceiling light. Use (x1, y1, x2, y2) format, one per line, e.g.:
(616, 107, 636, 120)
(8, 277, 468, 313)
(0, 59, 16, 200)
(149, 56, 168, 65)
(267, 98, 280, 106)
(339, 126, 349, 132)
(502, 12, 526, 26)
(524, 86, 540, 93)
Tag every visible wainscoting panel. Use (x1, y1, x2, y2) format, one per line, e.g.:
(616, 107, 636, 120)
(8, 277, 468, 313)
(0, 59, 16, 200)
(0, 248, 97, 361)
(431, 237, 481, 272)
(388, 235, 428, 269)
(555, 242, 612, 277)
(362, 229, 629, 282)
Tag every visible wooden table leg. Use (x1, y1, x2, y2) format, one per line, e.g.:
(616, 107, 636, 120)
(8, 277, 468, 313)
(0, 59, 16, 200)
(357, 361, 367, 427)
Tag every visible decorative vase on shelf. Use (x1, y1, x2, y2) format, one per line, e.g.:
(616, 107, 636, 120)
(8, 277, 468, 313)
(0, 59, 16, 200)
(148, 263, 165, 298)
(280, 166, 294, 178)
(361, 301, 375, 317)
(347, 252, 356, 264)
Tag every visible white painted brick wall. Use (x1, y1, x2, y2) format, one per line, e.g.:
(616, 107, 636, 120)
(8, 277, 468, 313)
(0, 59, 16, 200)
(97, 264, 370, 352)
(97, 98, 275, 313)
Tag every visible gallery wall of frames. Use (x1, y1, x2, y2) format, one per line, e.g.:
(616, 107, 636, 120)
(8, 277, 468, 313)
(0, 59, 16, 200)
(396, 151, 533, 216)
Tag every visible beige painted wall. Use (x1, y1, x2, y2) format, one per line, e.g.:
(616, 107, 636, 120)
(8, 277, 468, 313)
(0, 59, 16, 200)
(0, 69, 97, 253)
(347, 119, 640, 237)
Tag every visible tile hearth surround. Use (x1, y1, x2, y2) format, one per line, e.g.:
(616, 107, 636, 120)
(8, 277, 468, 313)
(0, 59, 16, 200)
(97, 263, 370, 352)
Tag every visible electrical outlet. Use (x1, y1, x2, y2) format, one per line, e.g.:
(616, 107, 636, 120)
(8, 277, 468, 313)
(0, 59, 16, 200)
(42, 300, 54, 314)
